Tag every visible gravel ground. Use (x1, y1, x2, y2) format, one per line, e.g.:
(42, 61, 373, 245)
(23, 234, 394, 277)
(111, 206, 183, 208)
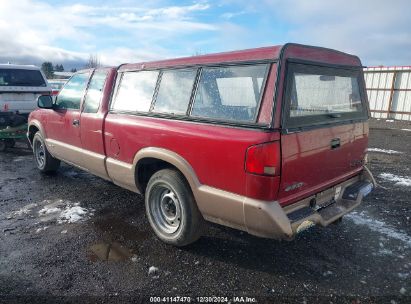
(0, 119, 410, 303)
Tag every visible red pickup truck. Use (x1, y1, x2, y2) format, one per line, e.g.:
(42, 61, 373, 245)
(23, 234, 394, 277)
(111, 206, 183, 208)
(28, 43, 375, 246)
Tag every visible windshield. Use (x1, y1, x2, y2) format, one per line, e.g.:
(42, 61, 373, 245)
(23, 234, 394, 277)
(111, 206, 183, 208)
(0, 69, 47, 87)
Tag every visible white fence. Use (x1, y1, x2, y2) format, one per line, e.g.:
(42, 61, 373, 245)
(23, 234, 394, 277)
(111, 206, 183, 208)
(364, 66, 411, 121)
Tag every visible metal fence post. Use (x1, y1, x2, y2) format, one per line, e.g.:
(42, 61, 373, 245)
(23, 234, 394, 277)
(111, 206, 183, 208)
(387, 70, 398, 119)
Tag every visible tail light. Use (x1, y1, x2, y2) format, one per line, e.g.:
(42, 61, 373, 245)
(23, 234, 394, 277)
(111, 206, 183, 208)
(245, 141, 281, 176)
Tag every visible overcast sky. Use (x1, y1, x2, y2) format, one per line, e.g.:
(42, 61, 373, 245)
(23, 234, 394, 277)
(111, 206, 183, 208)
(0, 0, 410, 69)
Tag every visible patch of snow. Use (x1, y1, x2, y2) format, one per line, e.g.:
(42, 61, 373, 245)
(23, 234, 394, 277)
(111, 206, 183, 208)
(38, 207, 61, 215)
(35, 226, 48, 233)
(11, 203, 38, 217)
(386, 119, 394, 122)
(367, 148, 403, 154)
(379, 173, 411, 187)
(400, 128, 411, 132)
(35, 199, 91, 224)
(398, 272, 410, 280)
(148, 266, 159, 278)
(13, 157, 27, 162)
(346, 212, 411, 248)
(58, 206, 88, 223)
(131, 255, 138, 262)
(378, 248, 394, 256)
(61, 230, 68, 234)
(400, 287, 406, 295)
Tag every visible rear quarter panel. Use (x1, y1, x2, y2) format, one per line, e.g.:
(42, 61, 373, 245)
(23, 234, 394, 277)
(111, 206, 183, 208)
(103, 115, 279, 199)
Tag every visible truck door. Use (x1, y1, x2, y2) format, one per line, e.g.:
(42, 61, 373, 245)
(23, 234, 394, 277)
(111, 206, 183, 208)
(45, 72, 91, 165)
(278, 62, 369, 206)
(78, 69, 110, 179)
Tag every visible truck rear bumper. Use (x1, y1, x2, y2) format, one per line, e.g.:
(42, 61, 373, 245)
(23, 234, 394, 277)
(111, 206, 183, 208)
(246, 167, 374, 239)
(198, 166, 375, 240)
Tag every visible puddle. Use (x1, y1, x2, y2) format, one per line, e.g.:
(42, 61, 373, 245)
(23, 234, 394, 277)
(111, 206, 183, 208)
(93, 216, 149, 242)
(88, 242, 133, 261)
(88, 216, 149, 262)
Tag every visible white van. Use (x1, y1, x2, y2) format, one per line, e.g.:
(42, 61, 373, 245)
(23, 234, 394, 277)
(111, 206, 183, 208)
(0, 64, 51, 115)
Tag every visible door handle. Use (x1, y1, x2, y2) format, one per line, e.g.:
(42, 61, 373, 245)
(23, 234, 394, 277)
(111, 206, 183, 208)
(72, 119, 80, 127)
(331, 138, 340, 149)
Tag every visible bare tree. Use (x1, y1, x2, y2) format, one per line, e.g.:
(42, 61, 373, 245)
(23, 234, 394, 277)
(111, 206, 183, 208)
(85, 54, 101, 69)
(192, 50, 203, 56)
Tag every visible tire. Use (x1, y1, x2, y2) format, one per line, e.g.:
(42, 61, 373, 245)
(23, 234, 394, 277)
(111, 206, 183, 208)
(32, 132, 60, 173)
(0, 140, 6, 152)
(5, 139, 15, 148)
(145, 169, 204, 246)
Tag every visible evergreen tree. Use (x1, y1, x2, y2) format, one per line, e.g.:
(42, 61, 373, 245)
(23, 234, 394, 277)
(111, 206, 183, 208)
(41, 62, 54, 79)
(54, 64, 64, 72)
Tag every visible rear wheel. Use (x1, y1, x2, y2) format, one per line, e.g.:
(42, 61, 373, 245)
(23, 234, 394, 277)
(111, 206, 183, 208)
(145, 169, 203, 246)
(32, 132, 60, 173)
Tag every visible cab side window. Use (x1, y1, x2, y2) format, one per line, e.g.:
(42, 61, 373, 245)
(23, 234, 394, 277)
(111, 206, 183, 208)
(55, 73, 90, 110)
(83, 71, 108, 113)
(153, 69, 197, 115)
(111, 71, 159, 113)
(190, 64, 268, 122)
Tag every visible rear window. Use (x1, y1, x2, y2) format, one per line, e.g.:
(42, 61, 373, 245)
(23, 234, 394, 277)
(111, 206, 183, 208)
(0, 69, 46, 87)
(285, 64, 367, 128)
(191, 64, 268, 122)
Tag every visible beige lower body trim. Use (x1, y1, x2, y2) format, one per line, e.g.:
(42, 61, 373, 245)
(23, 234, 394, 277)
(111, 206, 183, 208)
(106, 157, 139, 193)
(194, 185, 293, 239)
(45, 139, 109, 180)
(194, 171, 372, 240)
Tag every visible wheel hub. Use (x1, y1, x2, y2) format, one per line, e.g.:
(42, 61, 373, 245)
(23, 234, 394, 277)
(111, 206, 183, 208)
(34, 140, 45, 168)
(151, 185, 182, 234)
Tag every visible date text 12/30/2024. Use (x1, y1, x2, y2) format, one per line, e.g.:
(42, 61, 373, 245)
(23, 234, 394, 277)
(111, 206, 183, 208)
(149, 296, 257, 303)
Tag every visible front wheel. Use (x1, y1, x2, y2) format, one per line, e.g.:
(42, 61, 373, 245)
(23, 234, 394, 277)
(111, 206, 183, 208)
(32, 132, 60, 173)
(145, 169, 204, 246)
(5, 139, 15, 148)
(0, 140, 6, 152)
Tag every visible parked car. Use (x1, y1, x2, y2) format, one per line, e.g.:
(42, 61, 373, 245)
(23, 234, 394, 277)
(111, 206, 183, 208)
(0, 64, 51, 115)
(48, 79, 67, 96)
(28, 43, 375, 246)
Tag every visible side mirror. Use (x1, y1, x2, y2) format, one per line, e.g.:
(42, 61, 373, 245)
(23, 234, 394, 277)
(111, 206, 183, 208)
(37, 95, 53, 109)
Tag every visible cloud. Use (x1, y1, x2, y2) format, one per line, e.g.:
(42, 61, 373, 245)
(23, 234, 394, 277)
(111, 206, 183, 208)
(1, 0, 409, 68)
(258, 0, 411, 65)
(0, 0, 215, 68)
(220, 11, 246, 20)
